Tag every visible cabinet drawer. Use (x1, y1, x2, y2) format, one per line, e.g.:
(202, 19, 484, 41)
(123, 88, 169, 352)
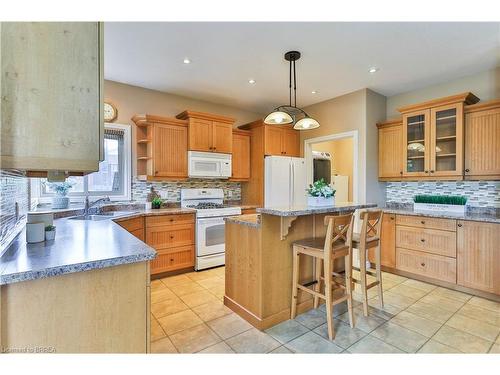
(146, 214, 195, 227)
(396, 248, 456, 283)
(146, 223, 194, 250)
(396, 215, 456, 232)
(117, 216, 144, 232)
(151, 245, 194, 274)
(396, 226, 456, 257)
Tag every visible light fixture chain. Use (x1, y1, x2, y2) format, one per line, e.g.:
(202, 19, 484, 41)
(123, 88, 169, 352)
(289, 59, 292, 107)
(293, 59, 297, 107)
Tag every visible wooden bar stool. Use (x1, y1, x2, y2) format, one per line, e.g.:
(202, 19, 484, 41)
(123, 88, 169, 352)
(290, 213, 355, 340)
(351, 210, 384, 316)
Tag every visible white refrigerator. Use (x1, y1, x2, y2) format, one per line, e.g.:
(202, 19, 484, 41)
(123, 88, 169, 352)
(264, 156, 307, 207)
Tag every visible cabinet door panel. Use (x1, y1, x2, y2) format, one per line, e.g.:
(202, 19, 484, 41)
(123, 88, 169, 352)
(232, 133, 251, 179)
(189, 119, 213, 152)
(402, 110, 431, 177)
(264, 126, 284, 156)
(145, 223, 195, 250)
(212, 121, 233, 153)
(153, 124, 188, 178)
(369, 213, 396, 267)
(378, 125, 404, 178)
(457, 221, 500, 294)
(283, 129, 300, 157)
(465, 107, 500, 178)
(151, 245, 194, 274)
(396, 226, 456, 258)
(396, 248, 456, 283)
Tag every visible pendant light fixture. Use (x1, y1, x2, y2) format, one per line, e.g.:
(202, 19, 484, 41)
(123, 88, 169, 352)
(264, 51, 320, 130)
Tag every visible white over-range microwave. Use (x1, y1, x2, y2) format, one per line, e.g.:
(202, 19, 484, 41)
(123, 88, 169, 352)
(188, 151, 232, 179)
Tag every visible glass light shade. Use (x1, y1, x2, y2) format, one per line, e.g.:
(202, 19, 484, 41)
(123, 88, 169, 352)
(264, 111, 293, 125)
(293, 117, 320, 130)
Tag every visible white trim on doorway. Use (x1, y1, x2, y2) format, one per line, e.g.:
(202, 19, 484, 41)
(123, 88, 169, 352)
(304, 130, 359, 203)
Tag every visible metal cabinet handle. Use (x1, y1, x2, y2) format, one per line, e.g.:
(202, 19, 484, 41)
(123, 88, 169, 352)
(465, 169, 470, 173)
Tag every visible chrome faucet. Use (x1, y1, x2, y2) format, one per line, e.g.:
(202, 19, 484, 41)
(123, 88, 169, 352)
(84, 196, 111, 216)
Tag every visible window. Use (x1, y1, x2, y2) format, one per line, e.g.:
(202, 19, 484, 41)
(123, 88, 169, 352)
(32, 123, 131, 202)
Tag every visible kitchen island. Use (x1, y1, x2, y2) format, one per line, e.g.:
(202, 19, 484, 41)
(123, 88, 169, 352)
(223, 203, 376, 330)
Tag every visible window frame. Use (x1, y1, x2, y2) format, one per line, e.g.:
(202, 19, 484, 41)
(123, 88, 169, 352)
(31, 123, 132, 204)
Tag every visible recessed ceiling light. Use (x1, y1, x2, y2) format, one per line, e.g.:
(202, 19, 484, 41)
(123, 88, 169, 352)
(311, 90, 317, 94)
(183, 58, 191, 64)
(248, 79, 256, 84)
(368, 67, 379, 74)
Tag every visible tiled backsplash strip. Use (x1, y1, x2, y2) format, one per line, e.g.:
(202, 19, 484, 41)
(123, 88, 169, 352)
(0, 170, 30, 254)
(386, 181, 500, 208)
(131, 179, 241, 202)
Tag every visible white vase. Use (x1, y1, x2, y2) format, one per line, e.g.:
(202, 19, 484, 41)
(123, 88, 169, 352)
(26, 223, 45, 243)
(414, 203, 465, 214)
(307, 196, 335, 207)
(52, 196, 69, 209)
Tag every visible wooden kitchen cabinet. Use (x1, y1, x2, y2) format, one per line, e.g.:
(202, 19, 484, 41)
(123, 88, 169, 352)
(369, 213, 396, 268)
(117, 217, 145, 241)
(132, 115, 189, 181)
(176, 111, 235, 154)
(457, 220, 500, 294)
(0, 22, 104, 175)
(231, 130, 251, 181)
(378, 120, 404, 180)
(264, 124, 301, 157)
(464, 100, 500, 179)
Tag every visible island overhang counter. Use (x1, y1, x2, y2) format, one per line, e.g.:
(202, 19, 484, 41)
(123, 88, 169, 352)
(223, 203, 377, 330)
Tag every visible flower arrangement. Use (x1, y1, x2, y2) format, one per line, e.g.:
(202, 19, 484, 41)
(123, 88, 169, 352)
(45, 225, 56, 241)
(306, 178, 336, 198)
(44, 181, 75, 196)
(413, 194, 468, 214)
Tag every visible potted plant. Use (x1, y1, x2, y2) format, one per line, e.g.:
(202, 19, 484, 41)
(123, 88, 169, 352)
(306, 178, 336, 207)
(151, 196, 163, 209)
(44, 181, 75, 209)
(45, 225, 56, 241)
(413, 194, 467, 214)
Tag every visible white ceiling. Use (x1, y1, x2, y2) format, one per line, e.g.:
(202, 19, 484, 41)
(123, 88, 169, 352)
(104, 22, 500, 114)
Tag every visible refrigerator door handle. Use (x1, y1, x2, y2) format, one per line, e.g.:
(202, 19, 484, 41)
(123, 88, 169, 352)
(291, 162, 295, 206)
(289, 162, 292, 206)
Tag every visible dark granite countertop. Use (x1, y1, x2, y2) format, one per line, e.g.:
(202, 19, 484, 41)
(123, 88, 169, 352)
(257, 203, 378, 217)
(383, 207, 500, 224)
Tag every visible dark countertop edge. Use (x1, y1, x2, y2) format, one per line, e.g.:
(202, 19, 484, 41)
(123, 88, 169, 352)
(0, 251, 156, 286)
(383, 208, 500, 224)
(256, 203, 378, 217)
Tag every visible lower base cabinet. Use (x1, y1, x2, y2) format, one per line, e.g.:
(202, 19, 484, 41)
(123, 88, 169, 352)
(368, 213, 396, 268)
(396, 247, 457, 283)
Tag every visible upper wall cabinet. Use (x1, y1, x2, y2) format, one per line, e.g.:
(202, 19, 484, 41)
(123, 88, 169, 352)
(0, 22, 104, 175)
(378, 120, 404, 180)
(176, 111, 235, 154)
(464, 100, 500, 180)
(133, 115, 189, 181)
(263, 124, 300, 157)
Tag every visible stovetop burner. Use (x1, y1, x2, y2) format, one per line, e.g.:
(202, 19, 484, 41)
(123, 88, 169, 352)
(187, 202, 228, 210)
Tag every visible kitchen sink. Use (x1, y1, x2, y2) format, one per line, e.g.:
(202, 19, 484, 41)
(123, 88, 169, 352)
(68, 211, 139, 221)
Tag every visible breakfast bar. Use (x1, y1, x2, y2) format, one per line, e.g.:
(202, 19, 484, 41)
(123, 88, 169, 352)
(223, 203, 376, 330)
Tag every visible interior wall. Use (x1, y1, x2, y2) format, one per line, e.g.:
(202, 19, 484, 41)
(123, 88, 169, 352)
(386, 67, 500, 118)
(312, 139, 354, 201)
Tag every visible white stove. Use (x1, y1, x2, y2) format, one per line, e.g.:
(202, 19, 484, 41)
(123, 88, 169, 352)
(181, 189, 241, 270)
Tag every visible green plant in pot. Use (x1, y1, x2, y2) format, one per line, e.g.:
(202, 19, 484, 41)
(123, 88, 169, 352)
(151, 197, 163, 209)
(306, 178, 336, 207)
(44, 181, 75, 209)
(413, 194, 468, 214)
(45, 225, 56, 241)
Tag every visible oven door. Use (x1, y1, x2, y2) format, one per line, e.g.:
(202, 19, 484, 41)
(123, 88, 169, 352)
(196, 217, 226, 256)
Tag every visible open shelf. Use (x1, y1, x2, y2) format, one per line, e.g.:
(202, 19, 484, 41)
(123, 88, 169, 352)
(436, 153, 456, 157)
(407, 155, 424, 159)
(436, 135, 456, 141)
(408, 139, 425, 143)
(407, 120, 425, 126)
(137, 139, 151, 144)
(137, 156, 152, 161)
(436, 115, 456, 121)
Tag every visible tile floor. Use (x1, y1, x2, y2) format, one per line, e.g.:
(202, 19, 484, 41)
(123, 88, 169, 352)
(150, 267, 500, 354)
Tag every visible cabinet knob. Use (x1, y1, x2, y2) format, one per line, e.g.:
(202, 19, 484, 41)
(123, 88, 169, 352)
(425, 170, 429, 173)
(421, 220, 425, 224)
(170, 235, 174, 239)
(458, 223, 463, 227)
(400, 171, 403, 175)
(465, 169, 470, 173)
(420, 238, 425, 242)
(430, 170, 435, 173)
(420, 262, 426, 267)
(170, 258, 174, 262)
(155, 171, 158, 175)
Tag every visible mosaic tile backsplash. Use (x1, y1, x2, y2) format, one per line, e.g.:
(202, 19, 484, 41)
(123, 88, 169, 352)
(0, 170, 30, 254)
(386, 181, 500, 208)
(131, 179, 241, 202)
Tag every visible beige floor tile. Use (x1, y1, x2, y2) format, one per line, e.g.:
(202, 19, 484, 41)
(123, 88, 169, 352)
(186, 270, 216, 282)
(370, 290, 417, 309)
(467, 296, 500, 313)
(207, 284, 225, 299)
(428, 287, 472, 302)
(151, 279, 166, 291)
(388, 284, 428, 300)
(489, 343, 500, 353)
(458, 303, 500, 327)
(151, 297, 189, 319)
(209, 266, 225, 278)
(418, 339, 462, 353)
(151, 336, 178, 353)
(381, 272, 408, 284)
(196, 276, 225, 290)
(207, 313, 253, 339)
(151, 287, 177, 303)
(337, 307, 386, 333)
(420, 293, 465, 312)
(371, 321, 428, 353)
(198, 341, 235, 353)
(401, 278, 437, 292)
(382, 278, 404, 291)
(192, 300, 232, 322)
(445, 314, 500, 342)
(157, 309, 203, 335)
(171, 281, 206, 297)
(347, 335, 404, 353)
(161, 274, 193, 287)
(366, 303, 403, 320)
(390, 310, 442, 338)
(433, 325, 492, 353)
(169, 323, 221, 353)
(151, 317, 167, 342)
(406, 300, 455, 324)
(180, 290, 221, 308)
(226, 328, 281, 353)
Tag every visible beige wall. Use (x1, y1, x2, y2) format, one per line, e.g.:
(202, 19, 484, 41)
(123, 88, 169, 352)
(312, 139, 354, 201)
(386, 67, 500, 118)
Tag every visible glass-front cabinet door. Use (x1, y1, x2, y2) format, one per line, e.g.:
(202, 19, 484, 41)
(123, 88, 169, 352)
(430, 103, 464, 177)
(403, 110, 430, 177)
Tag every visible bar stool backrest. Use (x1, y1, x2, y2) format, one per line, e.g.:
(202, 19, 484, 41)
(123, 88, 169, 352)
(323, 213, 354, 263)
(359, 210, 384, 244)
